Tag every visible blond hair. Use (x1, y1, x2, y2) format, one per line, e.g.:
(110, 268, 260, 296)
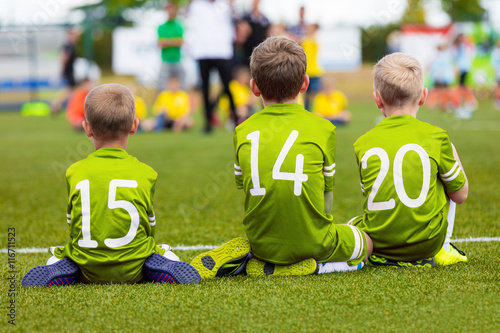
(250, 37, 306, 103)
(373, 53, 424, 107)
(84, 84, 136, 138)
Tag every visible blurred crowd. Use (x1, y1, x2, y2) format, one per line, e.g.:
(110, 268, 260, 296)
(54, 0, 352, 132)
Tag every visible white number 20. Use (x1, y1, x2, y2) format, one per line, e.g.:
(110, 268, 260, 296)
(361, 144, 430, 211)
(75, 179, 139, 248)
(247, 130, 308, 196)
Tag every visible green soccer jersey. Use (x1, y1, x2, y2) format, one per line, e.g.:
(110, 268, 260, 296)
(54, 148, 160, 284)
(353, 115, 466, 261)
(234, 103, 337, 265)
(158, 20, 183, 63)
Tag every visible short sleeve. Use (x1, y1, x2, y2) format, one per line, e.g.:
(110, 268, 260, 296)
(323, 126, 336, 191)
(438, 134, 466, 193)
(233, 132, 243, 189)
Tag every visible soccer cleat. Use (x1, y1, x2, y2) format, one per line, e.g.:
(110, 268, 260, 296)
(367, 255, 435, 268)
(246, 258, 318, 276)
(190, 237, 251, 279)
(434, 243, 467, 266)
(22, 258, 80, 287)
(144, 253, 201, 284)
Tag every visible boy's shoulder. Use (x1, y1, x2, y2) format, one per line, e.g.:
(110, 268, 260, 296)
(355, 115, 447, 149)
(66, 149, 157, 180)
(237, 103, 334, 133)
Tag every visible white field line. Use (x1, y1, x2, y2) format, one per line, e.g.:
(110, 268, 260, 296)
(1, 237, 499, 254)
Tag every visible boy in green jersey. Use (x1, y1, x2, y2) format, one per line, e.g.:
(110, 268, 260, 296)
(190, 37, 372, 278)
(22, 84, 200, 286)
(351, 53, 469, 267)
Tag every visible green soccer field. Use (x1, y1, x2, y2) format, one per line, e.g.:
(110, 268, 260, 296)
(1, 100, 499, 332)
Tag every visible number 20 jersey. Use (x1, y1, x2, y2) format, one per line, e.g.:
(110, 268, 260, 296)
(234, 103, 337, 265)
(353, 115, 466, 260)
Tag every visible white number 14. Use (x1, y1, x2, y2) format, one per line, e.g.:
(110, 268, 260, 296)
(247, 130, 308, 196)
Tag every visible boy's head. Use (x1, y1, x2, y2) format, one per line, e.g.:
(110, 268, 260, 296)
(233, 66, 251, 86)
(84, 84, 136, 139)
(167, 75, 182, 92)
(373, 52, 424, 108)
(250, 36, 307, 103)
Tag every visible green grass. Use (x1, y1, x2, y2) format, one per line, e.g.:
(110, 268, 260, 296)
(1, 100, 499, 332)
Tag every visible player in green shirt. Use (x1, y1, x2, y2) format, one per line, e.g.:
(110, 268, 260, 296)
(22, 84, 200, 286)
(350, 53, 469, 267)
(157, 2, 184, 91)
(190, 37, 372, 279)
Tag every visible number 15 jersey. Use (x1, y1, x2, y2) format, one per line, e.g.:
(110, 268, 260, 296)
(234, 103, 337, 265)
(353, 115, 466, 260)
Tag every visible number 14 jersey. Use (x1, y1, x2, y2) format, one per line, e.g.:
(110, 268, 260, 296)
(353, 115, 466, 260)
(234, 103, 337, 265)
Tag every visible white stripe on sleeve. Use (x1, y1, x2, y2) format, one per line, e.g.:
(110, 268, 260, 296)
(441, 166, 462, 182)
(440, 162, 459, 178)
(323, 163, 335, 171)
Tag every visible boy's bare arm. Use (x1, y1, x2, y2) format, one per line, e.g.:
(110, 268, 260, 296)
(447, 143, 468, 204)
(324, 191, 333, 214)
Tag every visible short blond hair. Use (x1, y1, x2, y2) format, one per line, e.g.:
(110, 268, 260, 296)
(374, 53, 424, 107)
(250, 37, 306, 103)
(84, 84, 135, 138)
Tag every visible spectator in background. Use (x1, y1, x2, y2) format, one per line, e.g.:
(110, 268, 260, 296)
(239, 0, 270, 67)
(453, 33, 477, 108)
(66, 78, 92, 131)
(302, 23, 322, 111)
(187, 0, 237, 133)
(427, 43, 457, 111)
(313, 78, 351, 125)
(491, 40, 500, 108)
(288, 6, 307, 43)
(157, 2, 184, 91)
(51, 28, 80, 113)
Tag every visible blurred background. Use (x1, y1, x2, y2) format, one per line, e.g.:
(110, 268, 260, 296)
(1, 0, 499, 127)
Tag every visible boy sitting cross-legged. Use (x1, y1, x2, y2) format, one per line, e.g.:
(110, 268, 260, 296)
(190, 37, 372, 278)
(350, 53, 468, 267)
(22, 84, 200, 286)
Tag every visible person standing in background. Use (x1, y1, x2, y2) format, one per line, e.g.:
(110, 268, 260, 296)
(288, 6, 307, 43)
(157, 2, 184, 91)
(186, 0, 237, 133)
(51, 29, 79, 113)
(239, 0, 270, 67)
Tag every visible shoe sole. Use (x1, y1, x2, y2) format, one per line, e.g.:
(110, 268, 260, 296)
(144, 254, 201, 284)
(368, 256, 435, 268)
(22, 258, 79, 287)
(246, 258, 318, 276)
(190, 237, 251, 279)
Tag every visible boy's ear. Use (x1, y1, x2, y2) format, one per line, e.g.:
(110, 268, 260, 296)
(82, 121, 93, 138)
(373, 91, 384, 110)
(129, 117, 140, 135)
(299, 75, 310, 93)
(250, 78, 261, 97)
(418, 87, 428, 106)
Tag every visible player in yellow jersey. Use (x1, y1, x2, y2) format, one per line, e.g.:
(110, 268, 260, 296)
(313, 78, 351, 125)
(153, 75, 193, 132)
(219, 66, 256, 124)
(302, 23, 322, 111)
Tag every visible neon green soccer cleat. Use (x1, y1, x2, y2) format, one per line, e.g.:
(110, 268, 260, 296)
(246, 258, 318, 276)
(367, 255, 435, 268)
(434, 243, 467, 266)
(190, 237, 251, 279)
